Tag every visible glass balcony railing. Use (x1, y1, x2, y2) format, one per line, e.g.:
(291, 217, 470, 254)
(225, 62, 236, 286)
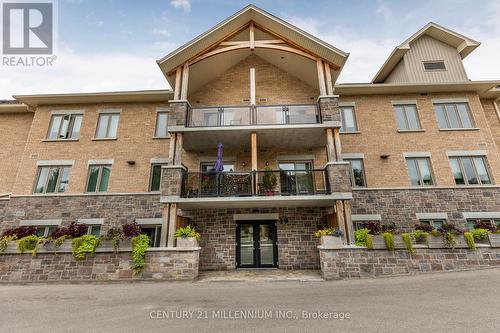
(187, 104, 319, 127)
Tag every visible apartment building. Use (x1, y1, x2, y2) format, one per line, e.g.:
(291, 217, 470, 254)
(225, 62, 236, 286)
(0, 5, 499, 271)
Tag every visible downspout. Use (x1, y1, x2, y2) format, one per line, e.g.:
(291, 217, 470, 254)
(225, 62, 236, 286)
(494, 98, 500, 123)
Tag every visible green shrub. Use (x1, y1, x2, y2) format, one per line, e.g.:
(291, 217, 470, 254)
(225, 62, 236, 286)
(472, 228, 490, 241)
(0, 236, 15, 253)
(54, 235, 69, 248)
(443, 232, 457, 249)
(464, 232, 476, 250)
(174, 225, 200, 240)
(402, 233, 414, 254)
(354, 228, 370, 247)
(131, 234, 150, 275)
(72, 235, 99, 260)
(17, 235, 41, 256)
(366, 234, 374, 250)
(382, 232, 394, 251)
(412, 230, 428, 244)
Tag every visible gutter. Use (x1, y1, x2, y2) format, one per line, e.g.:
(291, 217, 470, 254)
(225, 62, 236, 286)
(494, 98, 500, 123)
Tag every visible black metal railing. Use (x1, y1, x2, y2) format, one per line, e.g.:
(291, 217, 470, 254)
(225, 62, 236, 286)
(187, 104, 320, 127)
(181, 169, 329, 198)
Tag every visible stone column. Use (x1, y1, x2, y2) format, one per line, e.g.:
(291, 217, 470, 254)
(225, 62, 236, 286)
(325, 162, 351, 193)
(318, 95, 341, 124)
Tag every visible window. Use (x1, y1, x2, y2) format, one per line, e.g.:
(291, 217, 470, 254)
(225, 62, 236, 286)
(200, 162, 235, 172)
(406, 158, 434, 186)
(345, 159, 366, 187)
(34, 166, 71, 194)
(423, 61, 446, 71)
(140, 225, 162, 247)
(35, 226, 58, 237)
(47, 114, 83, 140)
(149, 164, 167, 192)
(434, 103, 474, 129)
(86, 165, 111, 192)
(449, 156, 491, 185)
(466, 219, 500, 231)
(394, 105, 421, 130)
(420, 219, 445, 230)
(339, 106, 358, 133)
(86, 225, 101, 236)
(95, 113, 120, 138)
(155, 111, 169, 138)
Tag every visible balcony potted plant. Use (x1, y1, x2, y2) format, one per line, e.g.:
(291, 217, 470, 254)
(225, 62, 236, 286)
(175, 225, 200, 248)
(314, 228, 344, 249)
(261, 166, 277, 196)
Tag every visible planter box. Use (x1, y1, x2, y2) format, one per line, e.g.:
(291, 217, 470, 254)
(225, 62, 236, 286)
(2, 241, 19, 254)
(40, 240, 72, 253)
(370, 235, 386, 250)
(99, 239, 132, 251)
(320, 235, 343, 249)
(176, 237, 198, 248)
(488, 234, 500, 248)
(428, 234, 468, 249)
(393, 235, 407, 249)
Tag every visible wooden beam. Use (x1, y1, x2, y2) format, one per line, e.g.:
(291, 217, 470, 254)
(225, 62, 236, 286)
(219, 41, 250, 46)
(316, 59, 327, 96)
(343, 200, 354, 245)
(249, 22, 255, 50)
(174, 133, 183, 165)
(173, 67, 182, 100)
(167, 203, 178, 247)
(254, 42, 317, 61)
(188, 44, 247, 65)
(168, 133, 176, 164)
(335, 201, 347, 245)
(255, 39, 285, 44)
(333, 128, 342, 161)
(324, 62, 334, 95)
(160, 204, 170, 247)
(250, 68, 256, 105)
(326, 128, 336, 162)
(251, 132, 257, 171)
(180, 63, 189, 100)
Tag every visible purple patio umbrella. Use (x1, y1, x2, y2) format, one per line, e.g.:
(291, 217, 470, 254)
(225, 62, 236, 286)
(214, 143, 224, 172)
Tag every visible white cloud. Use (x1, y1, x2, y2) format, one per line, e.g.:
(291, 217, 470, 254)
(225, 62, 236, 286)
(170, 0, 191, 13)
(151, 28, 171, 37)
(0, 47, 171, 99)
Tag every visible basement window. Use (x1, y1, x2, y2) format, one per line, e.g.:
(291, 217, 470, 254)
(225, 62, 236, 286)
(423, 61, 446, 71)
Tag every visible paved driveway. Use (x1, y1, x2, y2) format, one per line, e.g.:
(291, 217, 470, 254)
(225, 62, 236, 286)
(1, 268, 499, 333)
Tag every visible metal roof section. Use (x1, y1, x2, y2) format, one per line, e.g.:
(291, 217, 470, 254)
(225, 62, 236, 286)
(372, 22, 481, 83)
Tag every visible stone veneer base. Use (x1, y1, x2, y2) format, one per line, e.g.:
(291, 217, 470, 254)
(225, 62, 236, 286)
(319, 247, 500, 280)
(0, 248, 199, 282)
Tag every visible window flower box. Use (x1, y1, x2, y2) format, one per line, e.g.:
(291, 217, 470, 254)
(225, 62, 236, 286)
(393, 235, 407, 249)
(176, 237, 198, 248)
(320, 235, 343, 249)
(488, 234, 500, 248)
(370, 235, 386, 249)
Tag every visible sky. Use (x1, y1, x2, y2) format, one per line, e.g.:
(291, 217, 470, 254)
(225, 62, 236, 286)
(1, 0, 499, 99)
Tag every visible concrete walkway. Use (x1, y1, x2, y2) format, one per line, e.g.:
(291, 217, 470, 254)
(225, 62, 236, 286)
(197, 269, 323, 282)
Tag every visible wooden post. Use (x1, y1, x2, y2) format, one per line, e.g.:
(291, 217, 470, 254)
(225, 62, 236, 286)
(160, 204, 170, 247)
(174, 67, 182, 100)
(174, 133, 183, 165)
(316, 59, 327, 96)
(167, 203, 178, 247)
(249, 22, 255, 50)
(250, 68, 256, 105)
(335, 201, 347, 244)
(251, 132, 257, 194)
(324, 62, 334, 95)
(333, 128, 342, 161)
(180, 63, 189, 100)
(343, 200, 354, 245)
(168, 133, 176, 164)
(326, 128, 336, 162)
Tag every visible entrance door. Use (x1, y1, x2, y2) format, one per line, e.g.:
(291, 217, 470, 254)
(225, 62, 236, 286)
(236, 221, 278, 268)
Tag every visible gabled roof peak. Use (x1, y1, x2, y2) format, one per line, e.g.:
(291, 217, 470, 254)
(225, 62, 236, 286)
(372, 22, 480, 83)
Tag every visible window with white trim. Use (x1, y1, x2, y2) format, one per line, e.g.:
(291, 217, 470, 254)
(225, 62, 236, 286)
(406, 158, 434, 186)
(140, 225, 162, 247)
(47, 114, 83, 140)
(465, 219, 500, 231)
(419, 219, 445, 230)
(394, 104, 421, 130)
(95, 113, 120, 138)
(155, 111, 169, 138)
(345, 159, 366, 187)
(434, 103, 474, 129)
(149, 164, 167, 192)
(449, 156, 491, 185)
(34, 166, 71, 194)
(35, 226, 58, 237)
(339, 106, 358, 133)
(86, 165, 111, 192)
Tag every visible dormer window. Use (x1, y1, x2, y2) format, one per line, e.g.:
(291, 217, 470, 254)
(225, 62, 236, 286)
(423, 61, 446, 71)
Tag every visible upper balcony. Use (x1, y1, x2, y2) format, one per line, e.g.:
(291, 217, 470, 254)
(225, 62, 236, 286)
(169, 98, 341, 150)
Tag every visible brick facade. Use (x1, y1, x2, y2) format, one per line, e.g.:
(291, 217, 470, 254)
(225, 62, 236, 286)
(186, 207, 333, 271)
(319, 247, 500, 280)
(0, 248, 199, 282)
(352, 187, 500, 230)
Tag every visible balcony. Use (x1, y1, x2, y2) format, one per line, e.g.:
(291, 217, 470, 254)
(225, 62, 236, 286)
(187, 104, 320, 127)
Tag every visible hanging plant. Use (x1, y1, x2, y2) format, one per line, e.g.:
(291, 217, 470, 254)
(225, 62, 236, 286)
(72, 235, 100, 260)
(402, 233, 414, 254)
(464, 232, 476, 250)
(382, 232, 395, 251)
(131, 234, 150, 275)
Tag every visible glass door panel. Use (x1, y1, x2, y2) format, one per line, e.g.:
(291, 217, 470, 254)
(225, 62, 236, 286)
(239, 224, 254, 266)
(259, 224, 274, 265)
